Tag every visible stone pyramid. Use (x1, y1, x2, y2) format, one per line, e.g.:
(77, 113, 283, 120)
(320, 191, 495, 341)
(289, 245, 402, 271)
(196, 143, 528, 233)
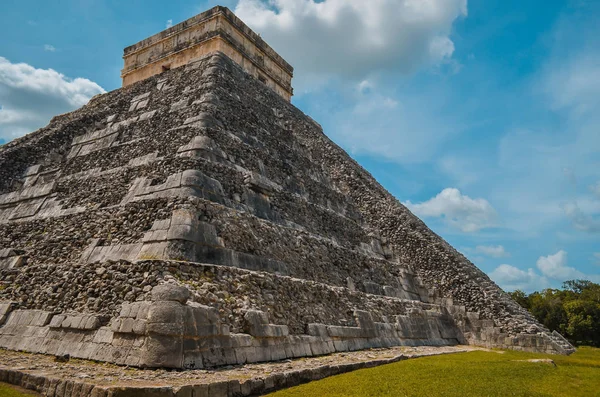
(0, 7, 573, 370)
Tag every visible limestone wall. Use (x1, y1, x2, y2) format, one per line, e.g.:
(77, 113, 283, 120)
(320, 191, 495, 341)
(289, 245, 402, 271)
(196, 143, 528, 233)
(122, 6, 293, 101)
(0, 266, 462, 368)
(0, 55, 425, 300)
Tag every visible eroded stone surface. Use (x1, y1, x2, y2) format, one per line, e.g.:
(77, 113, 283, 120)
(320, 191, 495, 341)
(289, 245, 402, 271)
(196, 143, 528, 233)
(0, 47, 574, 370)
(0, 345, 482, 397)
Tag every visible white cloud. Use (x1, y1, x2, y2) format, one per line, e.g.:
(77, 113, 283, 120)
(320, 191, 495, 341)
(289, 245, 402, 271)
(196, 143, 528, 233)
(43, 44, 56, 52)
(166, 19, 173, 28)
(490, 264, 549, 292)
(536, 250, 587, 280)
(357, 79, 373, 94)
(235, 0, 467, 80)
(232, 0, 469, 163)
(404, 188, 497, 232)
(475, 245, 510, 258)
(491, 250, 600, 292)
(0, 57, 105, 142)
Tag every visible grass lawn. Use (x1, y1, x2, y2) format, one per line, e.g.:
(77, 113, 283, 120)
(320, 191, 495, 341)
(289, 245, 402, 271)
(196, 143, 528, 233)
(0, 383, 39, 396)
(267, 347, 600, 397)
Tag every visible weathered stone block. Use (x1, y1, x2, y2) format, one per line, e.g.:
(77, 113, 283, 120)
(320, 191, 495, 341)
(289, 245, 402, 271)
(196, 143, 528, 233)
(207, 381, 229, 397)
(137, 242, 168, 260)
(120, 303, 132, 318)
(151, 218, 172, 231)
(240, 379, 264, 396)
(170, 99, 191, 112)
(327, 326, 364, 339)
(135, 304, 150, 320)
(151, 284, 190, 304)
(110, 319, 122, 333)
(131, 320, 146, 335)
(139, 110, 157, 121)
(230, 334, 253, 348)
(243, 310, 268, 328)
(146, 321, 184, 336)
(119, 318, 136, 334)
(355, 310, 376, 337)
(307, 323, 328, 337)
(309, 338, 335, 356)
(137, 334, 183, 369)
(240, 346, 269, 363)
(251, 324, 289, 338)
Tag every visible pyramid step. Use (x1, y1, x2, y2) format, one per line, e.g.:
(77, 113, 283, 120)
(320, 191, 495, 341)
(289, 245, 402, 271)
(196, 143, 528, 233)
(0, 15, 563, 369)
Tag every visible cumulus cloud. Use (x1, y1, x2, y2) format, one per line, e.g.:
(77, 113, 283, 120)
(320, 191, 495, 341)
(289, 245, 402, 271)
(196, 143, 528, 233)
(491, 250, 600, 292)
(166, 19, 173, 28)
(233, 0, 467, 162)
(490, 264, 549, 292)
(475, 245, 510, 258)
(536, 250, 586, 281)
(404, 188, 497, 232)
(0, 57, 105, 142)
(43, 44, 56, 52)
(235, 0, 467, 80)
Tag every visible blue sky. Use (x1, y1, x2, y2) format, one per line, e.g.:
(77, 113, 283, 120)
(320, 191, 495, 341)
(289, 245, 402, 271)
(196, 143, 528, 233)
(0, 0, 598, 292)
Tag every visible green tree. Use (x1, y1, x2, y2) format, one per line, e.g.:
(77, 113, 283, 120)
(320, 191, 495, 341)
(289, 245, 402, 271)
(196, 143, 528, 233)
(563, 280, 595, 294)
(528, 289, 568, 334)
(509, 280, 600, 347)
(563, 299, 600, 347)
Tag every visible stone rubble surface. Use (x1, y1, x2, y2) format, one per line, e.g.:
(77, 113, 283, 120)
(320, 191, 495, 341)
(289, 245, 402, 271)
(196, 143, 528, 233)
(0, 346, 482, 396)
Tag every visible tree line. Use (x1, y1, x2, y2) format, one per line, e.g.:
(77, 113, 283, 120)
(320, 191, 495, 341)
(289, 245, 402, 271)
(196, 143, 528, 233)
(509, 280, 600, 347)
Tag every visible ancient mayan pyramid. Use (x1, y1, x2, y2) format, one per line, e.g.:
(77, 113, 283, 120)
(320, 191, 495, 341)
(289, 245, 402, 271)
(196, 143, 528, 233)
(0, 6, 574, 369)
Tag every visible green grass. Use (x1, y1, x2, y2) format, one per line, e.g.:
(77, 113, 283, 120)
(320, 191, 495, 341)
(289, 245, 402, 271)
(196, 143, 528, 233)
(0, 383, 38, 396)
(267, 347, 600, 397)
(1, 349, 598, 396)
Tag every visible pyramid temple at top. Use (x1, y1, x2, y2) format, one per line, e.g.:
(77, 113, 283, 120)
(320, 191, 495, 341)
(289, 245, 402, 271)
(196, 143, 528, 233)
(0, 6, 574, 369)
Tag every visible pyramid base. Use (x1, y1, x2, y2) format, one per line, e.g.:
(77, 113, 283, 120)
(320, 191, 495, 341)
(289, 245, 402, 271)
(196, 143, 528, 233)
(0, 259, 574, 368)
(0, 261, 464, 369)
